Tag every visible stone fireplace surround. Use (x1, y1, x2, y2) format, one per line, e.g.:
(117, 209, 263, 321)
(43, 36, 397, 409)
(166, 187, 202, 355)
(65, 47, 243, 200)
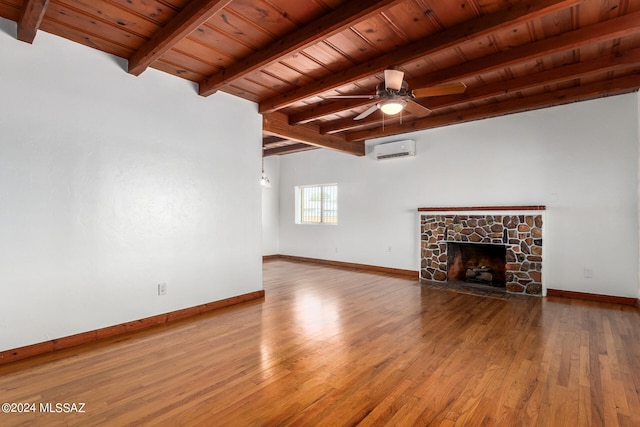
(418, 206, 545, 296)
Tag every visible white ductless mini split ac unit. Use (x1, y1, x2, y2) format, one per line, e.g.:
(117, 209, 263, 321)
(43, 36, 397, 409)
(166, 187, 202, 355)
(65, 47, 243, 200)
(373, 139, 416, 160)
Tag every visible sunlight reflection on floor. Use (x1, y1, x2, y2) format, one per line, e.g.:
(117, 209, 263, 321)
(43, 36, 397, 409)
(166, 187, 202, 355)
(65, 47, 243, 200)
(295, 291, 342, 338)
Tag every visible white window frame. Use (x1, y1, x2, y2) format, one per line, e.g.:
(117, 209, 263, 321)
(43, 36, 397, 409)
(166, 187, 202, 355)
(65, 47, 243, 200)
(295, 183, 338, 225)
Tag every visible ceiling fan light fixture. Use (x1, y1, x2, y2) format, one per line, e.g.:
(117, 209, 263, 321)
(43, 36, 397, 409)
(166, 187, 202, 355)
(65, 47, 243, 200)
(379, 99, 406, 115)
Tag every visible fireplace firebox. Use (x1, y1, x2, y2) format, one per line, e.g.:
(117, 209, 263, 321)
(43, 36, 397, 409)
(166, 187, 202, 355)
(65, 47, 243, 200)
(447, 242, 506, 287)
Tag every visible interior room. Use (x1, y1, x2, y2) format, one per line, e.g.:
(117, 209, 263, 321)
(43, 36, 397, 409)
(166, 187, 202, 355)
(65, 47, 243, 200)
(1, 0, 639, 424)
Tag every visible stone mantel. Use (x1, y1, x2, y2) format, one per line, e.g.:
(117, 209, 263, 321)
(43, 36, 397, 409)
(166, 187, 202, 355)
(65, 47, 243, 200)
(417, 205, 546, 212)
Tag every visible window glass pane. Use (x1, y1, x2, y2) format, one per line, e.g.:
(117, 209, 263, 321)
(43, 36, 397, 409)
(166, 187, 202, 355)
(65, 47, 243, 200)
(296, 184, 337, 224)
(322, 185, 337, 224)
(301, 186, 318, 223)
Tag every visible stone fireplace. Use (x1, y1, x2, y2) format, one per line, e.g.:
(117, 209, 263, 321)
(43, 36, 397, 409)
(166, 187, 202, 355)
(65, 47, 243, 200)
(418, 207, 544, 295)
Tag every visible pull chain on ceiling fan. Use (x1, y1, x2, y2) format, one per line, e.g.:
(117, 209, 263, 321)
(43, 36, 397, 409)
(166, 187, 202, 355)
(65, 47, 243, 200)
(328, 68, 467, 121)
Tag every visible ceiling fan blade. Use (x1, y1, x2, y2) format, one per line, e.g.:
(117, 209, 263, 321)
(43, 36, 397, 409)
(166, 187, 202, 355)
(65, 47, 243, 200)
(326, 94, 378, 99)
(404, 100, 432, 118)
(384, 69, 404, 91)
(354, 104, 379, 120)
(412, 82, 467, 98)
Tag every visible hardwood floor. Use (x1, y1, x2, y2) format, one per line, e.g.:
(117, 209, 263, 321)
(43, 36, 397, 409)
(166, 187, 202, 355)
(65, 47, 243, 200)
(1, 260, 639, 426)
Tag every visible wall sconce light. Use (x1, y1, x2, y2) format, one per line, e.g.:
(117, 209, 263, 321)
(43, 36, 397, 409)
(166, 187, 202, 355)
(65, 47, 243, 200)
(261, 149, 271, 188)
(261, 171, 271, 188)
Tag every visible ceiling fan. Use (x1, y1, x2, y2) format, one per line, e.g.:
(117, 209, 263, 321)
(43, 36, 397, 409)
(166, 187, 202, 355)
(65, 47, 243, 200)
(329, 69, 467, 120)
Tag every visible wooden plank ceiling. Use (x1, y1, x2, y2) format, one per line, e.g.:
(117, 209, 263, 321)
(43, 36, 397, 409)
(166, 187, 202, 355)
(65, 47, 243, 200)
(2, 0, 639, 156)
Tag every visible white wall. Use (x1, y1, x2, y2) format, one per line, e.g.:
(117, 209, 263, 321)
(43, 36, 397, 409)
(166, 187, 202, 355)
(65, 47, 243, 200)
(0, 18, 263, 351)
(262, 156, 280, 255)
(275, 93, 640, 298)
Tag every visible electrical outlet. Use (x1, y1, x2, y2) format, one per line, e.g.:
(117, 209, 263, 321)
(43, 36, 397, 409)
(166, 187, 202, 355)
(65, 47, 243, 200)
(583, 269, 593, 279)
(158, 283, 167, 295)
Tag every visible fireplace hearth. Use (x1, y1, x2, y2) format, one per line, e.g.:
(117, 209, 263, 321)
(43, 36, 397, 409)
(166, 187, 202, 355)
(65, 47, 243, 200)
(418, 208, 544, 296)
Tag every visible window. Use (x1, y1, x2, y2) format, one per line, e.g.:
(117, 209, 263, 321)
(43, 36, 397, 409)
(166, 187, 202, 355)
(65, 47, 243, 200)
(295, 184, 338, 225)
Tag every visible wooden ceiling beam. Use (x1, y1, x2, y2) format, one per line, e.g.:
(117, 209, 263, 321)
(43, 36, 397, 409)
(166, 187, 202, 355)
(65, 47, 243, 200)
(264, 143, 317, 157)
(17, 0, 50, 44)
(127, 0, 232, 76)
(262, 135, 287, 146)
(199, 0, 404, 97)
(344, 74, 640, 142)
(289, 99, 375, 125)
(262, 136, 318, 156)
(258, 0, 583, 114)
(263, 112, 364, 156)
(321, 47, 640, 133)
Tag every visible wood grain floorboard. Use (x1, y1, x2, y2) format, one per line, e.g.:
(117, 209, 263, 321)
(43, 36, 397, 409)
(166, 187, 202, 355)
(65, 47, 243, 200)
(0, 260, 639, 426)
